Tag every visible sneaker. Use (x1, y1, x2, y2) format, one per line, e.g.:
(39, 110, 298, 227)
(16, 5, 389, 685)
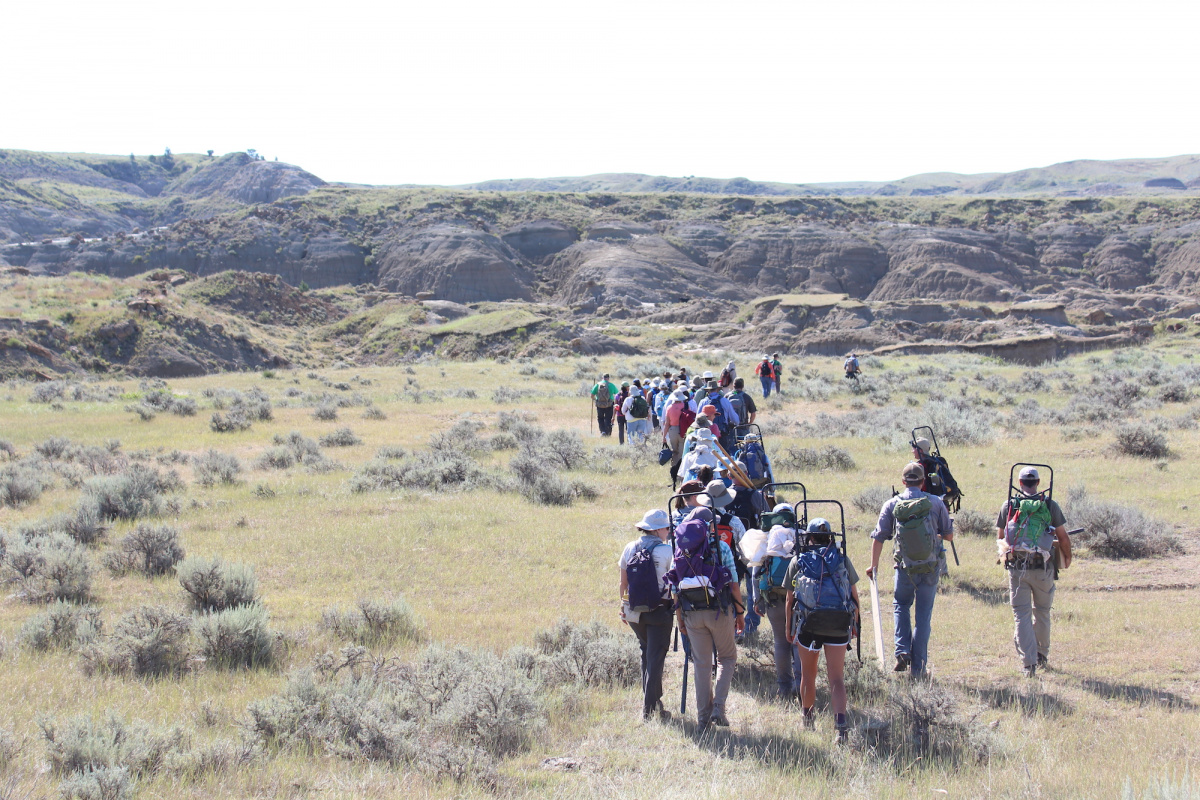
(1023, 664, 1037, 678)
(893, 654, 911, 673)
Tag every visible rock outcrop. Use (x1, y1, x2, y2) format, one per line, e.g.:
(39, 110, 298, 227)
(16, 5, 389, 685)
(374, 224, 534, 303)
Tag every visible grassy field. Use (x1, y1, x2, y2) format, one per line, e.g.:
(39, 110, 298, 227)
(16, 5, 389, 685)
(0, 343, 1198, 799)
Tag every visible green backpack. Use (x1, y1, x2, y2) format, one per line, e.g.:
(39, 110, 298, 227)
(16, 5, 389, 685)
(1006, 497, 1054, 551)
(893, 497, 940, 574)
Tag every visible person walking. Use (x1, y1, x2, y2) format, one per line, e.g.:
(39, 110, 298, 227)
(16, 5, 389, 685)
(996, 467, 1072, 677)
(613, 382, 630, 445)
(756, 522, 802, 700)
(786, 518, 861, 742)
(843, 353, 861, 381)
(866, 462, 953, 677)
(727, 378, 757, 427)
(591, 374, 617, 436)
(667, 508, 746, 732)
(755, 355, 775, 399)
(622, 386, 652, 444)
(619, 509, 676, 721)
(662, 388, 690, 487)
(771, 353, 784, 395)
(718, 361, 736, 392)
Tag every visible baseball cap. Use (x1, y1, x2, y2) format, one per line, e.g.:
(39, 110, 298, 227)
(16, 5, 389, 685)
(1019, 466, 1040, 482)
(902, 462, 925, 483)
(913, 437, 932, 454)
(636, 509, 670, 531)
(806, 517, 831, 533)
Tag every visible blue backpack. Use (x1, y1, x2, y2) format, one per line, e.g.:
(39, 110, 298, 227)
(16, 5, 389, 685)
(736, 441, 769, 483)
(706, 393, 729, 433)
(626, 541, 668, 613)
(791, 542, 855, 638)
(758, 555, 793, 605)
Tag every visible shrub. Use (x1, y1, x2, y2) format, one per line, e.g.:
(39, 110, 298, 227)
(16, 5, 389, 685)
(30, 381, 67, 404)
(0, 460, 51, 507)
(320, 597, 424, 646)
(195, 604, 276, 669)
(319, 427, 362, 447)
(255, 446, 295, 470)
(36, 436, 74, 460)
(541, 429, 588, 469)
(349, 450, 492, 494)
(852, 485, 892, 514)
(0, 439, 16, 461)
(312, 404, 338, 421)
(779, 444, 856, 472)
(247, 644, 539, 781)
(531, 619, 640, 687)
(209, 409, 252, 433)
(82, 465, 172, 521)
(177, 557, 258, 611)
(3, 532, 92, 603)
(488, 432, 518, 451)
(1065, 487, 1181, 558)
(58, 765, 134, 800)
(376, 445, 407, 460)
(40, 713, 188, 785)
(104, 524, 185, 576)
(954, 509, 994, 537)
(362, 406, 387, 420)
(80, 606, 192, 677)
(19, 600, 102, 651)
(193, 449, 242, 487)
(1114, 424, 1171, 459)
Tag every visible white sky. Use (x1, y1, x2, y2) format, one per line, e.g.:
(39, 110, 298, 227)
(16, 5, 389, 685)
(3, 0, 1197, 186)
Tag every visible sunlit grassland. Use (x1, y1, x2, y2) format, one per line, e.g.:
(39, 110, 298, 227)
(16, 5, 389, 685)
(0, 346, 1197, 798)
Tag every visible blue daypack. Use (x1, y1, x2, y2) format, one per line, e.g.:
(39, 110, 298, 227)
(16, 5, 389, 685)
(626, 541, 668, 613)
(758, 555, 793, 605)
(791, 542, 855, 638)
(736, 441, 769, 483)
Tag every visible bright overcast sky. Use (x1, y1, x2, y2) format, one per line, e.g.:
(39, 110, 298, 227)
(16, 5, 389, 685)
(3, 0, 1196, 186)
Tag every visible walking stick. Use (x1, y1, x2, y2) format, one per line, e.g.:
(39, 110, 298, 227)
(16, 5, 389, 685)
(949, 538, 960, 567)
(680, 632, 691, 714)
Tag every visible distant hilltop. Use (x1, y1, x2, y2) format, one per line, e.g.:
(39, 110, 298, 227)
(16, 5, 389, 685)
(453, 154, 1200, 197)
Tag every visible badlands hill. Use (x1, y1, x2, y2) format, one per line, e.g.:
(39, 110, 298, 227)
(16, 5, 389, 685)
(2, 149, 1200, 377)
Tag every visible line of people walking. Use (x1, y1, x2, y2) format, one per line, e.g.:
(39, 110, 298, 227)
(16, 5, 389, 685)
(618, 434, 1075, 742)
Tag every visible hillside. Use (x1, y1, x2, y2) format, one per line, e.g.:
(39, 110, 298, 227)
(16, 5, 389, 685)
(4, 149, 1200, 375)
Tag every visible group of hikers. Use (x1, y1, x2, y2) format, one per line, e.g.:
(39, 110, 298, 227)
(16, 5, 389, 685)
(618, 410, 1076, 741)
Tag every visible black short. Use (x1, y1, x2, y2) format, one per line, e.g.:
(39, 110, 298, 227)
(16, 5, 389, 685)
(796, 630, 851, 651)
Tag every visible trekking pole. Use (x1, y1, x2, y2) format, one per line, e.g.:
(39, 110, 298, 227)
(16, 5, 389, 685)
(949, 538, 960, 567)
(680, 633, 691, 714)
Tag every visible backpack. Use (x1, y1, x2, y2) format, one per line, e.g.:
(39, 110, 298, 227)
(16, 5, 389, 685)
(736, 441, 769, 484)
(719, 368, 733, 388)
(759, 360, 774, 379)
(1005, 496, 1054, 552)
(596, 383, 613, 409)
(759, 507, 797, 531)
(678, 405, 697, 433)
(758, 554, 793, 604)
(707, 395, 728, 432)
(626, 541, 668, 612)
(727, 392, 747, 428)
(629, 395, 649, 419)
(920, 456, 946, 495)
(893, 496, 940, 575)
(716, 513, 747, 580)
(791, 542, 855, 638)
(665, 519, 731, 612)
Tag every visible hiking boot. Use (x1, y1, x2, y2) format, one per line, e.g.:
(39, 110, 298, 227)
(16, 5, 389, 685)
(835, 726, 850, 745)
(1037, 654, 1049, 669)
(802, 707, 816, 731)
(893, 654, 911, 673)
(1023, 664, 1037, 679)
(711, 711, 730, 727)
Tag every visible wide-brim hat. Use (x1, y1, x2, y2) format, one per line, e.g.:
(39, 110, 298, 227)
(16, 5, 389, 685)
(636, 509, 671, 531)
(704, 479, 733, 509)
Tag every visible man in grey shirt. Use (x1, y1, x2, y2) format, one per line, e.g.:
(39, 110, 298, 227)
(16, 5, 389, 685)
(996, 466, 1072, 678)
(867, 462, 953, 677)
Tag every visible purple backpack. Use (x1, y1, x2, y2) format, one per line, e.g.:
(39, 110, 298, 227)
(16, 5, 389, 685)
(665, 518, 732, 610)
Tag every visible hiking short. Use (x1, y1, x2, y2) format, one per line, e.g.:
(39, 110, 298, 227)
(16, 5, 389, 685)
(795, 630, 851, 651)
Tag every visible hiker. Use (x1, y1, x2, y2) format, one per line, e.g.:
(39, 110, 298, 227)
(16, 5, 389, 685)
(727, 377, 757, 428)
(662, 388, 692, 487)
(613, 382, 631, 445)
(755, 355, 775, 398)
(666, 508, 746, 732)
(843, 353, 860, 381)
(786, 517, 861, 742)
(591, 374, 617, 436)
(866, 462, 953, 677)
(996, 467, 1072, 677)
(756, 522, 803, 700)
(623, 386, 652, 444)
(701, 380, 741, 454)
(648, 379, 663, 431)
(719, 360, 736, 392)
(771, 353, 784, 394)
(912, 437, 962, 512)
(703, 479, 759, 641)
(680, 443, 719, 484)
(619, 509, 675, 721)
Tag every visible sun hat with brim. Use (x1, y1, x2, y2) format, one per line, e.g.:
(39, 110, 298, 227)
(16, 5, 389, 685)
(902, 462, 925, 483)
(693, 427, 715, 441)
(636, 509, 671, 531)
(701, 404, 717, 416)
(702, 371, 714, 379)
(704, 480, 733, 509)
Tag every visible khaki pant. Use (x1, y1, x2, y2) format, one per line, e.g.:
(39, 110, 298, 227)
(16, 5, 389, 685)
(666, 426, 683, 468)
(1009, 565, 1055, 668)
(683, 608, 737, 725)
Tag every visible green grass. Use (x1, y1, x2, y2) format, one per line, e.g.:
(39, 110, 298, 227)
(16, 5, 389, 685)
(0, 345, 1197, 797)
(431, 308, 544, 336)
